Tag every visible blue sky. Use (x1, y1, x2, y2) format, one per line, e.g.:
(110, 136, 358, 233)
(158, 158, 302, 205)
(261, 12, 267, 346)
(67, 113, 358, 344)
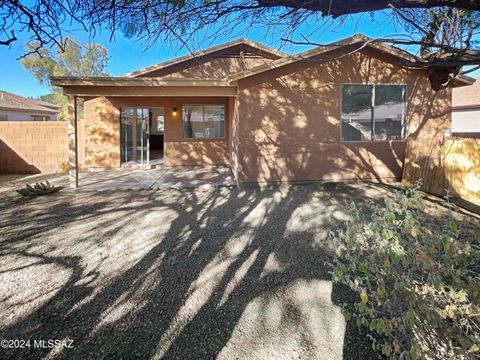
(1, 11, 478, 98)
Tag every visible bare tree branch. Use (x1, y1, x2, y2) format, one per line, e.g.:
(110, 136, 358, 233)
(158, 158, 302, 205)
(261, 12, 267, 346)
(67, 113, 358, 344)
(256, 0, 480, 17)
(0, 29, 16, 45)
(0, 0, 478, 90)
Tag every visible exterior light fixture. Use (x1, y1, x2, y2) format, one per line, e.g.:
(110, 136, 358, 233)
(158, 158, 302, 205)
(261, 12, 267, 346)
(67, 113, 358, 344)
(173, 107, 178, 116)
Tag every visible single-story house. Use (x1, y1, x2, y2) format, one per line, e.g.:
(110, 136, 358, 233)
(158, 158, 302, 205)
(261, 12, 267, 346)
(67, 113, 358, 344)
(452, 78, 480, 138)
(0, 90, 59, 121)
(51, 35, 475, 188)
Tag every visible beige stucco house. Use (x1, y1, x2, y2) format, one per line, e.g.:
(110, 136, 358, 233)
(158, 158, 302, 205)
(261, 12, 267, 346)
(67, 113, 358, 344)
(452, 78, 480, 138)
(51, 35, 474, 188)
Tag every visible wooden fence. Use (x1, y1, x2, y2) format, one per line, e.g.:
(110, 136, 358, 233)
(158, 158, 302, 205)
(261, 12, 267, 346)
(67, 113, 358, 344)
(444, 138, 480, 201)
(403, 137, 480, 202)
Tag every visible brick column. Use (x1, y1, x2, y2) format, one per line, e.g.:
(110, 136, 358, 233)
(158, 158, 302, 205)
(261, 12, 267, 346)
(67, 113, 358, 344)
(68, 95, 79, 188)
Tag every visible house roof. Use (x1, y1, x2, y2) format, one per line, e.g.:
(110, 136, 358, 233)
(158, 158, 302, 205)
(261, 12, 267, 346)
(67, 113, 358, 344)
(51, 35, 476, 89)
(452, 78, 480, 110)
(0, 90, 58, 113)
(124, 38, 287, 78)
(228, 35, 400, 81)
(229, 35, 474, 87)
(34, 99, 60, 110)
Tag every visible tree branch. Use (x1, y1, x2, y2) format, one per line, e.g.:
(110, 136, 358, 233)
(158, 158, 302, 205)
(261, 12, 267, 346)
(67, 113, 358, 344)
(0, 30, 16, 45)
(257, 0, 480, 17)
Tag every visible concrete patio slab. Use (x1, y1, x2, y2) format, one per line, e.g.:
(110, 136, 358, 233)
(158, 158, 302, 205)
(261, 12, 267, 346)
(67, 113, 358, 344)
(76, 166, 235, 190)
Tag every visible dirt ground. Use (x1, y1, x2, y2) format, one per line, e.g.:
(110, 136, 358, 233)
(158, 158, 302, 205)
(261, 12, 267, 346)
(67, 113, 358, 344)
(0, 178, 477, 359)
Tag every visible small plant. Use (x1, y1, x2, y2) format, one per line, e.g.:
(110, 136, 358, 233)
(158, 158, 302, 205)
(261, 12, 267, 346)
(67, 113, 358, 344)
(330, 181, 480, 359)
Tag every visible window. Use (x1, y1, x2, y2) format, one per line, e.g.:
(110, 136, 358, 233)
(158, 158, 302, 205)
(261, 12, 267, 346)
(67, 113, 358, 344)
(0, 114, 7, 121)
(183, 105, 225, 139)
(31, 115, 51, 121)
(341, 84, 406, 141)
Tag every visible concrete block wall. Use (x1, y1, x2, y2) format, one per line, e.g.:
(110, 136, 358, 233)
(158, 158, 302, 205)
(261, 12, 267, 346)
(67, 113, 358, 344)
(0, 121, 69, 173)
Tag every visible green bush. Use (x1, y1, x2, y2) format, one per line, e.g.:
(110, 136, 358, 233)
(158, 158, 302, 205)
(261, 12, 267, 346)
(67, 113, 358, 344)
(330, 182, 480, 359)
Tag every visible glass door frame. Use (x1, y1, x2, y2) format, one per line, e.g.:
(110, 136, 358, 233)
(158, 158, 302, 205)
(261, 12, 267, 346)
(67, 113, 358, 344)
(120, 107, 150, 166)
(120, 107, 166, 166)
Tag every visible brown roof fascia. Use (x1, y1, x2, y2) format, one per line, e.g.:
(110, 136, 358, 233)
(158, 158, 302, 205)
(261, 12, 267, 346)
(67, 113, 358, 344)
(50, 77, 231, 87)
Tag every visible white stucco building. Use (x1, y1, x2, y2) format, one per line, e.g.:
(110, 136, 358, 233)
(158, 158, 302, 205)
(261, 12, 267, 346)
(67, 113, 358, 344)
(0, 90, 59, 121)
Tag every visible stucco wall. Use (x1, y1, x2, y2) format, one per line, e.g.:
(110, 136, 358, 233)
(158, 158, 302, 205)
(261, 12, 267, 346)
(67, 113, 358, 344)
(137, 57, 276, 79)
(83, 96, 230, 168)
(83, 97, 121, 168)
(0, 110, 58, 121)
(0, 121, 69, 173)
(235, 49, 451, 183)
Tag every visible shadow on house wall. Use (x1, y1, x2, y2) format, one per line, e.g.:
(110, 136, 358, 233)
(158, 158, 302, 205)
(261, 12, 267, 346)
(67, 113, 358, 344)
(235, 48, 451, 183)
(83, 96, 232, 168)
(83, 97, 121, 168)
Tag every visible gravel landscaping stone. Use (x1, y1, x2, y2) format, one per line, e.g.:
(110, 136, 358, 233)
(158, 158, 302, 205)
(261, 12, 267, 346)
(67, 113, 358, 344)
(0, 180, 476, 359)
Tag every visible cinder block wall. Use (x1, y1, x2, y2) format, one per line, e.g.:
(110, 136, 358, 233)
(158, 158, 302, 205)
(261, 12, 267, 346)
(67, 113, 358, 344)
(0, 122, 69, 174)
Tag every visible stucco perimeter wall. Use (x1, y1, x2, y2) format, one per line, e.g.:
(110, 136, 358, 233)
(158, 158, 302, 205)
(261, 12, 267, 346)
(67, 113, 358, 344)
(236, 49, 451, 183)
(83, 96, 230, 168)
(0, 121, 70, 173)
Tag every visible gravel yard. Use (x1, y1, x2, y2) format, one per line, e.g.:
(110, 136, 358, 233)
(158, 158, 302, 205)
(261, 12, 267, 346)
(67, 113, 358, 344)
(0, 180, 477, 359)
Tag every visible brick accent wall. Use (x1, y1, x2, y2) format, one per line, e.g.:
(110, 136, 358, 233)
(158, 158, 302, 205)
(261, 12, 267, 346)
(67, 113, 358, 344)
(0, 122, 69, 174)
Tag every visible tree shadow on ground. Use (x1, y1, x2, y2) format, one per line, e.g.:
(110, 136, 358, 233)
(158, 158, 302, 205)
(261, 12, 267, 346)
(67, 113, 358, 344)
(0, 182, 470, 359)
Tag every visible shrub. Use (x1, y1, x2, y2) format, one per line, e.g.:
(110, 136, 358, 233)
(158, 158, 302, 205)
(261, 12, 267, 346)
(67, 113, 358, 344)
(330, 182, 480, 359)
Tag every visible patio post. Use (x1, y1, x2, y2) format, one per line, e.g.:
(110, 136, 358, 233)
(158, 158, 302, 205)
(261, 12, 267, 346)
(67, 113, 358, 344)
(68, 95, 79, 188)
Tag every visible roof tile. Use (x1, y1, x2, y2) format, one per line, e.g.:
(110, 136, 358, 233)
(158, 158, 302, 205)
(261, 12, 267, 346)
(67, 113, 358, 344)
(0, 90, 58, 113)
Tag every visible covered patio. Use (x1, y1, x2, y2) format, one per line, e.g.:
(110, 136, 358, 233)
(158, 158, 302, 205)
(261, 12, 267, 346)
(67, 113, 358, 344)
(50, 77, 238, 189)
(74, 166, 235, 190)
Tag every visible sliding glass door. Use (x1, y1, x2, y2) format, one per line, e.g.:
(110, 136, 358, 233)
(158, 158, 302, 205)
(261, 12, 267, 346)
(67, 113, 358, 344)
(120, 108, 149, 165)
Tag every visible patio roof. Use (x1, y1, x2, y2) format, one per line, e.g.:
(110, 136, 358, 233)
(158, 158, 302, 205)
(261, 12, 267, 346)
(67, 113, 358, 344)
(51, 77, 231, 87)
(51, 77, 236, 97)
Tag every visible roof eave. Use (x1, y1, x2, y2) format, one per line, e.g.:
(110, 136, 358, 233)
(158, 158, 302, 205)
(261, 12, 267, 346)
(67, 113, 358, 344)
(452, 75, 476, 88)
(452, 104, 480, 110)
(51, 77, 231, 87)
(0, 106, 57, 114)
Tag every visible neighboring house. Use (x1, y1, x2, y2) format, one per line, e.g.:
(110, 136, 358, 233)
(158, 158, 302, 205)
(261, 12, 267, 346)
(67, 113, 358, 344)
(452, 78, 480, 138)
(51, 35, 474, 187)
(0, 90, 59, 121)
